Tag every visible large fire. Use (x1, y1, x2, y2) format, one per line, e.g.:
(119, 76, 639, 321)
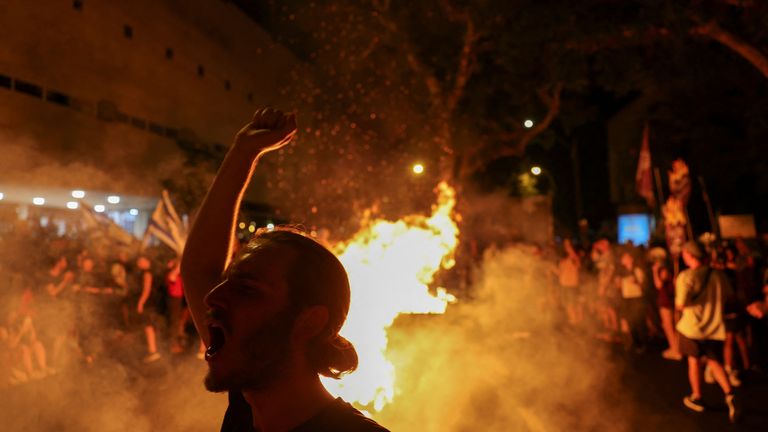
(321, 182, 459, 411)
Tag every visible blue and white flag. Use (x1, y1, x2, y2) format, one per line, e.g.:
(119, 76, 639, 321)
(143, 190, 187, 255)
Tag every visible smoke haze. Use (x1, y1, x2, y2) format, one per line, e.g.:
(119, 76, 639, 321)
(2, 243, 638, 431)
(377, 245, 635, 431)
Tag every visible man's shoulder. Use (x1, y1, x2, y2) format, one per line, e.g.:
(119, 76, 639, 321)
(680, 266, 711, 281)
(293, 398, 390, 432)
(222, 393, 389, 432)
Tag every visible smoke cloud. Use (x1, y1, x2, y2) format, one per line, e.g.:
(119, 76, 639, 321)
(0, 222, 640, 431)
(375, 245, 637, 431)
(0, 129, 181, 195)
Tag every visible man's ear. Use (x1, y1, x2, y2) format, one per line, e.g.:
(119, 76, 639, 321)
(292, 305, 329, 342)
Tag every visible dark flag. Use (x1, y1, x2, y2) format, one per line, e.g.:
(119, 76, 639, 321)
(635, 123, 655, 207)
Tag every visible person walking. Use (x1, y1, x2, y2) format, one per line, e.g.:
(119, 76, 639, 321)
(676, 241, 740, 423)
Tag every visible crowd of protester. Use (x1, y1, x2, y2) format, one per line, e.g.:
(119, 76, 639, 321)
(3, 212, 768, 413)
(0, 218, 206, 387)
(541, 234, 768, 388)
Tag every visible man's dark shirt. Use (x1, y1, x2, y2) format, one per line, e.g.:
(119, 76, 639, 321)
(222, 391, 390, 432)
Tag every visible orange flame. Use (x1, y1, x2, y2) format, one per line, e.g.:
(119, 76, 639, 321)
(322, 182, 459, 411)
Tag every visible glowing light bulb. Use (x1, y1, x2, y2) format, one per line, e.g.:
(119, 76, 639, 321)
(129, 208, 139, 216)
(412, 164, 424, 175)
(107, 195, 120, 204)
(531, 166, 542, 176)
(66, 201, 79, 209)
(524, 119, 534, 128)
(94, 204, 105, 213)
(33, 197, 45, 205)
(72, 190, 85, 199)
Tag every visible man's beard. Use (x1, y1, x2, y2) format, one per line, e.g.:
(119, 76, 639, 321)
(204, 306, 297, 393)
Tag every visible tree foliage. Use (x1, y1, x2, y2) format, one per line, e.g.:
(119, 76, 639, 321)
(224, 0, 768, 230)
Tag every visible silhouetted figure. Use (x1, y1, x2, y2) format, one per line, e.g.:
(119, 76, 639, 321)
(181, 108, 389, 432)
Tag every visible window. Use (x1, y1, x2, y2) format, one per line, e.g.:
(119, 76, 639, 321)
(114, 111, 129, 123)
(224, 80, 231, 91)
(68, 96, 92, 113)
(13, 79, 43, 98)
(131, 117, 146, 129)
(0, 74, 11, 89)
(149, 123, 165, 136)
(123, 25, 133, 39)
(197, 65, 205, 77)
(73, 0, 83, 10)
(165, 48, 174, 60)
(46, 90, 71, 106)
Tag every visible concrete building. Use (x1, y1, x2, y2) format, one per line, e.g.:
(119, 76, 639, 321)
(0, 0, 298, 234)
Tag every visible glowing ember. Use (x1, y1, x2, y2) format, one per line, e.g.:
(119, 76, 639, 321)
(322, 182, 459, 411)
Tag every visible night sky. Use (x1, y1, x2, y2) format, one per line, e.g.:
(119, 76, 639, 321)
(228, 0, 768, 238)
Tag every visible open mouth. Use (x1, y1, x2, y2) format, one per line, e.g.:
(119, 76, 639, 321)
(206, 325, 226, 360)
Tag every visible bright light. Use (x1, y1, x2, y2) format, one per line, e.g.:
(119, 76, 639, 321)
(33, 197, 45, 206)
(531, 166, 542, 176)
(266, 223, 275, 231)
(129, 208, 139, 216)
(248, 224, 256, 233)
(0, 192, 4, 200)
(524, 119, 534, 128)
(71, 190, 85, 199)
(412, 163, 425, 175)
(66, 201, 79, 209)
(323, 182, 458, 410)
(238, 222, 246, 229)
(107, 195, 120, 204)
(94, 204, 105, 213)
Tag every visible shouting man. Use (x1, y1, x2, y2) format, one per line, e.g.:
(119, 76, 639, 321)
(181, 108, 389, 432)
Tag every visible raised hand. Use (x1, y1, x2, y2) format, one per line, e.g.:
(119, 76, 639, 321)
(234, 108, 297, 157)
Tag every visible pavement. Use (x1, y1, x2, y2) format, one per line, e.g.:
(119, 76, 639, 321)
(610, 345, 768, 431)
(2, 329, 768, 431)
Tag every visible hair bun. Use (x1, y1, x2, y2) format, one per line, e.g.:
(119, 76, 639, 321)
(314, 334, 358, 379)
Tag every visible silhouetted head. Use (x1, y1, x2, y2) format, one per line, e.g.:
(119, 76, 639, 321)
(238, 228, 357, 377)
(203, 227, 357, 392)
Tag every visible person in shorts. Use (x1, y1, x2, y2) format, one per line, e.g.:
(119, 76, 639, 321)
(676, 241, 740, 422)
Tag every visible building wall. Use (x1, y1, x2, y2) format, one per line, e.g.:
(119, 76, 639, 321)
(0, 0, 298, 198)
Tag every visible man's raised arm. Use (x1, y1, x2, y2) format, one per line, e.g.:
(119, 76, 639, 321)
(181, 108, 297, 344)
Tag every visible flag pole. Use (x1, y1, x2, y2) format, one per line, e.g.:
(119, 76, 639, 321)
(653, 168, 665, 207)
(698, 176, 719, 239)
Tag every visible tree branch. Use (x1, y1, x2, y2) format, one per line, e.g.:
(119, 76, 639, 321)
(373, 8, 443, 105)
(517, 82, 563, 150)
(445, 15, 478, 113)
(459, 82, 564, 177)
(692, 20, 768, 79)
